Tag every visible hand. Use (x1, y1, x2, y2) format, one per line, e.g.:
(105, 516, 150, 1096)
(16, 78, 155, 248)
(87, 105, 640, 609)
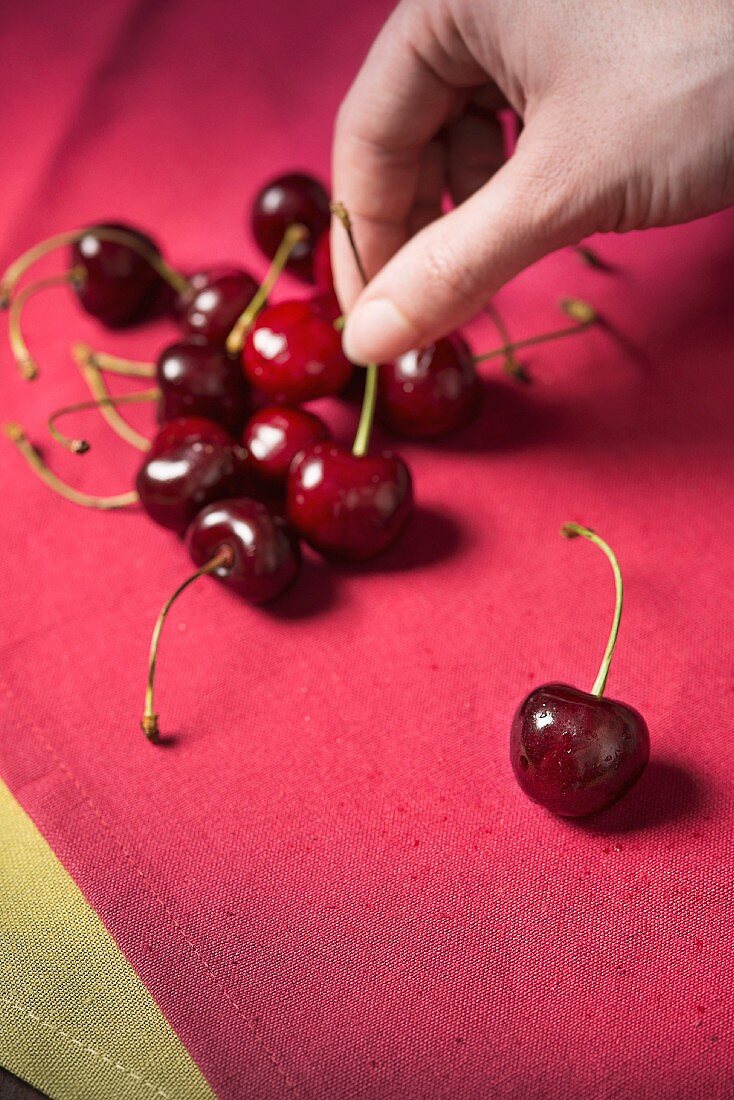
(332, 0, 734, 364)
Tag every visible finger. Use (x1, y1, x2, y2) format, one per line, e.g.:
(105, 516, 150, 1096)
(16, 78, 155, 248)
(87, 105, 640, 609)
(331, 2, 484, 309)
(342, 118, 588, 363)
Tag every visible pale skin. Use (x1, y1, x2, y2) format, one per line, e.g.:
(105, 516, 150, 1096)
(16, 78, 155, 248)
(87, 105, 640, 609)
(331, 0, 734, 364)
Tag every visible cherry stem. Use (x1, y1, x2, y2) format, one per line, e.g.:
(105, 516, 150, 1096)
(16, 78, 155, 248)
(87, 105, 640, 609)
(561, 522, 623, 698)
(48, 388, 158, 455)
(3, 422, 138, 510)
(575, 245, 609, 271)
(0, 226, 187, 307)
(8, 268, 86, 380)
(225, 223, 309, 354)
(330, 200, 379, 459)
(141, 545, 234, 744)
(72, 342, 156, 378)
(484, 301, 528, 381)
(72, 345, 154, 452)
(474, 299, 597, 366)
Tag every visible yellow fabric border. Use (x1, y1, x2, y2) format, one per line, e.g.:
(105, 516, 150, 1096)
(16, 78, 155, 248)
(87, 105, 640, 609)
(0, 778, 216, 1100)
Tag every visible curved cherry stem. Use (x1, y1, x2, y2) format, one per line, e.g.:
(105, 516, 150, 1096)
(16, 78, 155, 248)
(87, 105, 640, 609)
(71, 345, 154, 452)
(73, 342, 156, 379)
(8, 268, 86, 380)
(561, 522, 623, 698)
(225, 223, 309, 354)
(3, 422, 138, 510)
(48, 388, 158, 455)
(474, 299, 597, 367)
(141, 545, 234, 744)
(0, 226, 186, 307)
(330, 201, 379, 458)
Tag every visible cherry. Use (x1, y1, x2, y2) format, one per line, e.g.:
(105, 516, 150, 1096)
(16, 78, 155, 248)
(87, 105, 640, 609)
(510, 524, 650, 817)
(156, 338, 250, 435)
(176, 266, 259, 345)
(250, 173, 330, 281)
(379, 333, 481, 438)
(187, 498, 300, 603)
(135, 417, 248, 535)
(141, 498, 300, 742)
(312, 230, 333, 292)
(242, 299, 352, 403)
(69, 222, 168, 327)
(242, 406, 329, 488)
(287, 443, 412, 561)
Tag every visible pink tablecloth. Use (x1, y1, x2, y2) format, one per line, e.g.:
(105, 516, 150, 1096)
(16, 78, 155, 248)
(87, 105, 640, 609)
(1, 1, 733, 1096)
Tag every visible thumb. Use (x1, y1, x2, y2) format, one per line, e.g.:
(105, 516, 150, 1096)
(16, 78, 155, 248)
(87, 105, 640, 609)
(342, 125, 588, 364)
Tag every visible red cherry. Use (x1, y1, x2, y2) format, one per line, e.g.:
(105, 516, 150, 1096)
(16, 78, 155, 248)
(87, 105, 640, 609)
(242, 406, 329, 488)
(312, 230, 333, 292)
(135, 417, 248, 535)
(286, 442, 413, 561)
(156, 338, 250, 435)
(510, 524, 650, 817)
(379, 334, 481, 438)
(187, 498, 300, 603)
(176, 267, 259, 345)
(250, 173, 330, 281)
(70, 222, 164, 327)
(243, 299, 352, 403)
(511, 684, 650, 817)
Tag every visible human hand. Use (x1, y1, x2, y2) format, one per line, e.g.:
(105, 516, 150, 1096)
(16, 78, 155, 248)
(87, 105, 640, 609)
(332, 0, 734, 364)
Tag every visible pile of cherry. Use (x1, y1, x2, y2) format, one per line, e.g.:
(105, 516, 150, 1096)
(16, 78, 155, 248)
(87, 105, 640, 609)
(1, 171, 650, 819)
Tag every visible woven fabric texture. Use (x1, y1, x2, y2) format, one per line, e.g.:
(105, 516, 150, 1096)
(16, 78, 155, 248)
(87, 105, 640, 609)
(1, 1, 733, 1098)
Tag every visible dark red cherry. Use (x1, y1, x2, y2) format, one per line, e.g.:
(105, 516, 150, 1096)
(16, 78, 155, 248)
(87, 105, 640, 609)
(136, 417, 248, 535)
(176, 266, 259, 345)
(312, 231, 333, 292)
(287, 442, 412, 561)
(156, 338, 250, 435)
(242, 406, 329, 487)
(379, 333, 481, 438)
(70, 222, 163, 327)
(510, 683, 650, 817)
(186, 498, 300, 603)
(309, 289, 341, 324)
(250, 173, 330, 281)
(243, 299, 352, 403)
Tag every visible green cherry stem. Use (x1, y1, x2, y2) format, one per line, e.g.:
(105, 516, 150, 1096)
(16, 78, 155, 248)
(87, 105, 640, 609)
(474, 299, 597, 366)
(330, 200, 379, 459)
(561, 522, 623, 698)
(225, 223, 308, 354)
(48, 388, 159, 455)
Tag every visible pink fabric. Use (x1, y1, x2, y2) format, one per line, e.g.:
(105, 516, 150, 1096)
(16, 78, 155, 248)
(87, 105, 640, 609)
(2, 2, 733, 1097)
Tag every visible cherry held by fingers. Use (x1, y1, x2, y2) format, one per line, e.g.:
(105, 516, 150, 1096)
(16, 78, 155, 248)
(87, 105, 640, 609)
(142, 498, 300, 742)
(250, 173, 330, 281)
(242, 406, 329, 488)
(135, 417, 248, 535)
(156, 338, 250, 435)
(379, 333, 481, 438)
(510, 524, 650, 817)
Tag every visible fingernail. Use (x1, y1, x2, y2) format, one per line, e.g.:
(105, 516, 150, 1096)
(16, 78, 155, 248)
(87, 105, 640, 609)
(343, 298, 416, 364)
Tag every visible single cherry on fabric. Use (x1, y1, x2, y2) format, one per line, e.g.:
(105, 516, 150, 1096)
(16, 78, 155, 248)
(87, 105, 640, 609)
(379, 333, 482, 438)
(242, 299, 352, 403)
(510, 524, 650, 817)
(250, 172, 330, 281)
(135, 417, 248, 535)
(156, 337, 250, 435)
(142, 497, 300, 743)
(176, 266, 260, 345)
(242, 406, 329, 488)
(69, 222, 172, 327)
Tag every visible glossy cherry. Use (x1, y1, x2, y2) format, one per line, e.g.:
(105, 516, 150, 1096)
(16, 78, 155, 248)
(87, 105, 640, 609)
(287, 442, 412, 561)
(250, 173, 330, 281)
(135, 417, 248, 535)
(187, 498, 300, 603)
(243, 299, 352, 403)
(156, 338, 250, 435)
(379, 333, 482, 438)
(176, 266, 259, 345)
(242, 406, 329, 488)
(510, 524, 650, 817)
(70, 222, 165, 327)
